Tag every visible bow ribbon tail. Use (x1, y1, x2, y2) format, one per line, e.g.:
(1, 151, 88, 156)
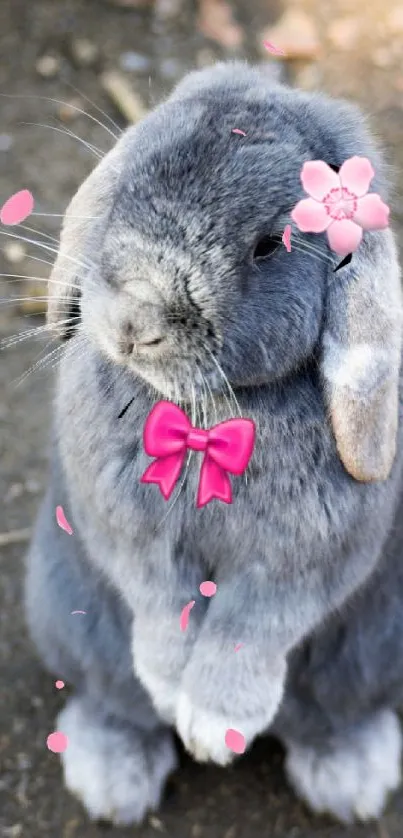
(141, 451, 186, 500)
(196, 454, 233, 508)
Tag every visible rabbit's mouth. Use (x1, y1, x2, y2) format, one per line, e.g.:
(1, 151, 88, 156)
(131, 359, 223, 407)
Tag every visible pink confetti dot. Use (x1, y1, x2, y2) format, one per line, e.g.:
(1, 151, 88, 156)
(0, 189, 34, 225)
(180, 600, 195, 632)
(282, 224, 292, 252)
(225, 728, 246, 754)
(47, 731, 68, 753)
(199, 581, 217, 597)
(232, 129, 247, 136)
(56, 505, 73, 535)
(55, 680, 65, 689)
(263, 40, 285, 56)
(234, 643, 243, 652)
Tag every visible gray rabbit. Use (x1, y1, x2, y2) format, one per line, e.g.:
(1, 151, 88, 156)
(25, 61, 403, 826)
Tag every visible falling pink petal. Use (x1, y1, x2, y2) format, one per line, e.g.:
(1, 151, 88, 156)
(71, 610, 86, 615)
(291, 198, 330, 233)
(180, 600, 195, 632)
(339, 156, 374, 197)
(232, 129, 247, 136)
(55, 680, 65, 689)
(263, 40, 285, 56)
(199, 581, 217, 597)
(282, 224, 292, 252)
(327, 218, 363, 255)
(300, 161, 340, 201)
(47, 731, 68, 753)
(234, 643, 243, 652)
(353, 193, 390, 230)
(0, 189, 34, 225)
(56, 505, 73, 535)
(225, 728, 246, 754)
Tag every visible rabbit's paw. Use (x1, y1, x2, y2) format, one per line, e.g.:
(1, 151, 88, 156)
(285, 709, 402, 823)
(57, 697, 178, 825)
(176, 681, 283, 766)
(176, 653, 286, 765)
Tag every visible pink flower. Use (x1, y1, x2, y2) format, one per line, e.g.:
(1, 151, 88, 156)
(291, 157, 390, 256)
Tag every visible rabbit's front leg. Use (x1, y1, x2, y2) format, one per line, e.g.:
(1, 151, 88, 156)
(175, 567, 288, 766)
(130, 538, 209, 725)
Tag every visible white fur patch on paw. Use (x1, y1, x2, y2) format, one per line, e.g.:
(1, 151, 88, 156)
(285, 710, 402, 824)
(176, 692, 273, 766)
(57, 697, 177, 825)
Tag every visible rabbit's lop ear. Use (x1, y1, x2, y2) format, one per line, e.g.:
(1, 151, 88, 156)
(322, 228, 402, 482)
(47, 138, 126, 340)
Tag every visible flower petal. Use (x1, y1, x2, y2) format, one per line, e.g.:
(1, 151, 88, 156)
(339, 156, 374, 197)
(291, 198, 330, 233)
(353, 193, 390, 230)
(327, 219, 363, 255)
(300, 161, 340, 200)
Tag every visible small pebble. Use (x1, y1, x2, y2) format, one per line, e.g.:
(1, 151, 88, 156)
(24, 477, 42, 494)
(35, 55, 60, 78)
(155, 0, 184, 20)
(372, 47, 394, 69)
(149, 815, 165, 830)
(196, 47, 217, 68)
(4, 826, 23, 838)
(69, 38, 99, 68)
(0, 133, 13, 151)
(120, 51, 152, 73)
(327, 17, 360, 51)
(4, 483, 24, 503)
(159, 57, 183, 81)
(3, 242, 27, 264)
(57, 97, 85, 123)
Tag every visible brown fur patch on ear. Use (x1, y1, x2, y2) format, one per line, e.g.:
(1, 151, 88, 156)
(328, 369, 399, 482)
(322, 229, 402, 483)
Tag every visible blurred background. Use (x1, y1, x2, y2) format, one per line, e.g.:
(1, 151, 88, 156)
(1, 1, 403, 836)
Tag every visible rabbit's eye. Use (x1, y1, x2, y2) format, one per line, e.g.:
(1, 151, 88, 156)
(252, 235, 279, 262)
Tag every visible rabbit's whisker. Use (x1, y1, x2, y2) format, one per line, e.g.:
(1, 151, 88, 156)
(20, 224, 62, 246)
(0, 317, 80, 349)
(152, 369, 195, 532)
(11, 339, 67, 389)
(0, 318, 79, 350)
(289, 235, 333, 264)
(207, 349, 242, 420)
(19, 122, 104, 159)
(62, 80, 123, 136)
(0, 230, 94, 273)
(197, 368, 209, 430)
(31, 213, 102, 219)
(0, 275, 82, 292)
(0, 91, 120, 140)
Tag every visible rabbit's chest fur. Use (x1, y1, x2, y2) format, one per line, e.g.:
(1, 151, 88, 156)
(54, 338, 400, 602)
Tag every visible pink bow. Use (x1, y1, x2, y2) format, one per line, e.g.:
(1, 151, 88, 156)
(140, 401, 256, 508)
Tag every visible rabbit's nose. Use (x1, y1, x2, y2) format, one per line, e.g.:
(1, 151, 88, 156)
(120, 315, 167, 355)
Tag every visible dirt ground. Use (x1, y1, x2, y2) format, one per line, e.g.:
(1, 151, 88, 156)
(1, 1, 403, 837)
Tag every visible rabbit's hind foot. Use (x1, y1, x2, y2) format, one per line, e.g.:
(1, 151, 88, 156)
(284, 709, 402, 823)
(56, 695, 178, 826)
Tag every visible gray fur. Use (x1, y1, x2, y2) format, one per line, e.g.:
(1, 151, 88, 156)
(26, 61, 403, 824)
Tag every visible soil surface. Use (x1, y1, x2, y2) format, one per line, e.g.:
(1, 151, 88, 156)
(1, 1, 403, 837)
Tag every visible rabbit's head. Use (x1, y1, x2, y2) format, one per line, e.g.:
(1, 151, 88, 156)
(48, 62, 402, 484)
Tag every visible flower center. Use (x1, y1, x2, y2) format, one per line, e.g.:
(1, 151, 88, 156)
(323, 186, 358, 220)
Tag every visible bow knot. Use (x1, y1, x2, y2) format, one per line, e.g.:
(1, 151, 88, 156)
(186, 428, 209, 451)
(140, 400, 255, 507)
